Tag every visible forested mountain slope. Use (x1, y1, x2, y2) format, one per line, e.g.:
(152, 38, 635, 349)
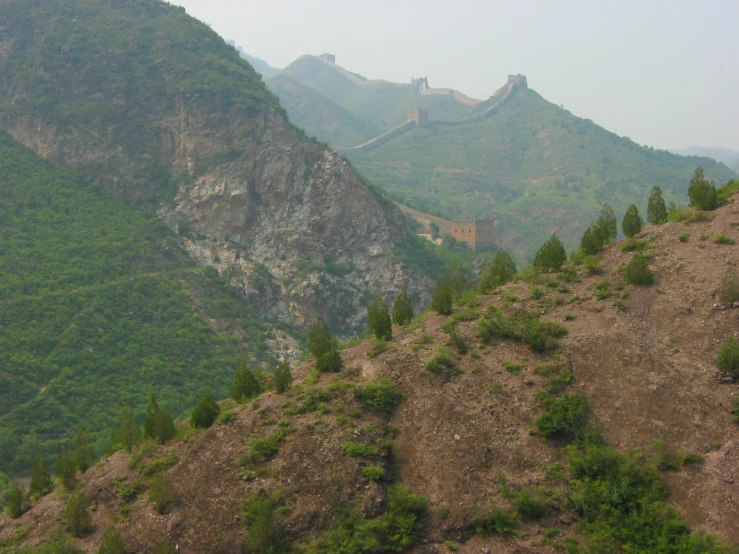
(0, 0, 432, 333)
(0, 131, 278, 496)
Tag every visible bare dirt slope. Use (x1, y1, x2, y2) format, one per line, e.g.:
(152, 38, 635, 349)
(2, 201, 739, 552)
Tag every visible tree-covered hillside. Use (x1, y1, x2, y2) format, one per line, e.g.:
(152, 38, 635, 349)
(0, 132, 275, 496)
(348, 89, 736, 258)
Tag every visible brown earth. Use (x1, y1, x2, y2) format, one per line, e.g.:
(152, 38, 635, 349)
(2, 201, 739, 552)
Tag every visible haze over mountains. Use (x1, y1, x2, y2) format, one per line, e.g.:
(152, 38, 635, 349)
(264, 54, 736, 258)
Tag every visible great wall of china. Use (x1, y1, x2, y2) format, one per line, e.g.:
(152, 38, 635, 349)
(319, 53, 528, 155)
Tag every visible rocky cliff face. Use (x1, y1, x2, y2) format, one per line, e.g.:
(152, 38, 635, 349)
(0, 0, 430, 332)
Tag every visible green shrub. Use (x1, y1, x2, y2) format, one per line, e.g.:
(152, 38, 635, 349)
(316, 349, 343, 373)
(30, 455, 53, 499)
(625, 253, 654, 286)
(503, 362, 521, 374)
(431, 277, 453, 315)
(219, 410, 236, 424)
(514, 489, 548, 520)
(583, 256, 602, 274)
(536, 394, 588, 440)
(343, 442, 378, 458)
(688, 167, 718, 210)
(647, 186, 668, 225)
(717, 179, 739, 204)
(149, 472, 175, 514)
(244, 494, 285, 554)
(143, 396, 176, 445)
(475, 505, 518, 536)
(533, 234, 567, 272)
(426, 346, 457, 375)
(717, 269, 739, 303)
(367, 340, 389, 358)
(667, 207, 711, 223)
(6, 484, 24, 518)
(232, 363, 262, 403)
(716, 337, 739, 373)
(115, 476, 139, 502)
(97, 526, 126, 554)
(447, 325, 468, 354)
(713, 233, 736, 245)
(354, 378, 404, 413)
(678, 233, 689, 242)
(248, 436, 281, 463)
(477, 309, 566, 352)
(272, 360, 292, 394)
(191, 387, 221, 428)
(621, 239, 648, 252)
(622, 204, 644, 238)
(478, 249, 517, 292)
(362, 465, 385, 481)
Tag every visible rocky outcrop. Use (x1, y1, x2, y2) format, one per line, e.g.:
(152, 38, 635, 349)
(0, 0, 431, 333)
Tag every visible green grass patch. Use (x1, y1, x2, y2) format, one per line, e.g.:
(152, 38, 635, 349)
(477, 308, 567, 353)
(354, 378, 404, 413)
(343, 442, 378, 458)
(713, 233, 736, 245)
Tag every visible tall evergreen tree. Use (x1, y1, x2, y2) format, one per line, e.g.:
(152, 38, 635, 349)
(109, 402, 142, 453)
(231, 363, 261, 403)
(580, 223, 602, 255)
(533, 234, 567, 272)
(431, 277, 453, 315)
(191, 388, 220, 428)
(143, 395, 161, 440)
(594, 203, 617, 245)
(392, 288, 414, 325)
(143, 396, 176, 443)
(621, 204, 644, 238)
(446, 262, 472, 300)
(272, 360, 292, 394)
(56, 450, 78, 490)
(647, 186, 667, 225)
(306, 321, 334, 359)
(64, 492, 91, 537)
(367, 295, 392, 341)
(688, 167, 718, 210)
(74, 426, 93, 473)
(29, 455, 52, 499)
(6, 483, 24, 518)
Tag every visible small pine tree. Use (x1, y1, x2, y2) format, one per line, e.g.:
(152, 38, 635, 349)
(647, 186, 667, 225)
(625, 253, 654, 286)
(272, 360, 292, 394)
(56, 450, 78, 490)
(109, 402, 142, 453)
(306, 321, 334, 358)
(231, 363, 261, 403)
(315, 348, 343, 373)
(143, 395, 161, 440)
(621, 204, 644, 238)
(149, 472, 175, 514)
(594, 203, 617, 245)
(716, 337, 739, 373)
(98, 526, 126, 554)
(392, 288, 414, 325)
(191, 388, 221, 428)
(580, 223, 602, 255)
(367, 295, 392, 341)
(533, 234, 567, 272)
(6, 484, 24, 518)
(74, 426, 93, 473)
(479, 250, 517, 293)
(431, 277, 453, 315)
(65, 492, 91, 538)
(688, 167, 718, 210)
(29, 455, 52, 499)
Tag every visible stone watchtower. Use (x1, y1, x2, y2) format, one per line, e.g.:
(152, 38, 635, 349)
(319, 53, 335, 64)
(410, 77, 429, 90)
(407, 107, 429, 126)
(507, 74, 528, 89)
(450, 220, 495, 251)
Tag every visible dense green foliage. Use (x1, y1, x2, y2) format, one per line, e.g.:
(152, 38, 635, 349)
(313, 486, 427, 553)
(190, 388, 221, 428)
(621, 204, 644, 238)
(688, 167, 718, 210)
(6, 483, 24, 519)
(717, 269, 739, 304)
(716, 338, 739, 373)
(367, 295, 392, 341)
(231, 364, 262, 403)
(307, 322, 344, 373)
(0, 133, 272, 474)
(29, 456, 52, 499)
(109, 404, 142, 454)
(244, 494, 287, 554)
(55, 450, 78, 490)
(391, 288, 414, 325)
(535, 394, 589, 440)
(143, 396, 176, 444)
(478, 250, 517, 293)
(647, 186, 668, 225)
(625, 253, 654, 286)
(149, 472, 175, 514)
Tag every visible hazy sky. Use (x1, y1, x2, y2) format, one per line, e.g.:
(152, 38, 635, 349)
(170, 0, 739, 151)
